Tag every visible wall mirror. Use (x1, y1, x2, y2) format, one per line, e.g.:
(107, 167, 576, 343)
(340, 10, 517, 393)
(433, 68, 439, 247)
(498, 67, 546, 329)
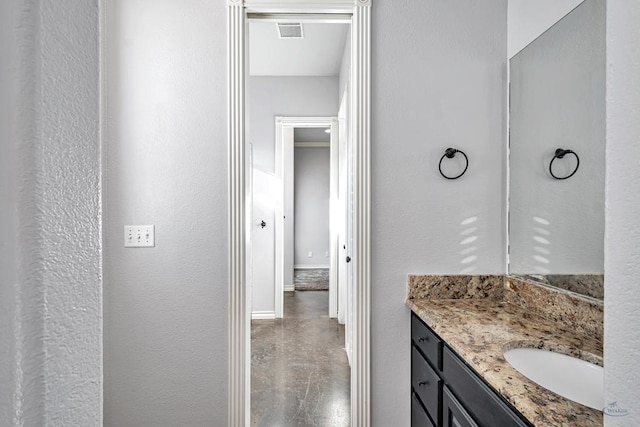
(508, 0, 605, 300)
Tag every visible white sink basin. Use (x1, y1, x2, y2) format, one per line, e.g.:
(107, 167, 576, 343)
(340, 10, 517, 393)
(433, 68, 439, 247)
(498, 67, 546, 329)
(503, 347, 603, 410)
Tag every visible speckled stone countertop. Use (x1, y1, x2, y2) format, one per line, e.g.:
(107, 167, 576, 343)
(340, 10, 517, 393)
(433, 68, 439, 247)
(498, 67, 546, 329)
(406, 275, 603, 427)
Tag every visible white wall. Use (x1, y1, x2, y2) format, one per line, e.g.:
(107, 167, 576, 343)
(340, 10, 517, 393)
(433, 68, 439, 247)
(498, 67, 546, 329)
(509, 0, 605, 275)
(605, 1, 640, 424)
(508, 0, 585, 58)
(338, 27, 351, 103)
(103, 1, 228, 425)
(0, 1, 103, 425)
(372, 1, 507, 424)
(294, 147, 331, 267)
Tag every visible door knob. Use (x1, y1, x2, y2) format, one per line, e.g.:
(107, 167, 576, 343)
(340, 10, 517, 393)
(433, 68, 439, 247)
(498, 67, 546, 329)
(346, 256, 351, 263)
(260, 220, 266, 228)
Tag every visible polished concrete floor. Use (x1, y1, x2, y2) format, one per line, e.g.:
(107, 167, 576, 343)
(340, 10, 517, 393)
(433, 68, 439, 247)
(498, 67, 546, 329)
(251, 291, 350, 426)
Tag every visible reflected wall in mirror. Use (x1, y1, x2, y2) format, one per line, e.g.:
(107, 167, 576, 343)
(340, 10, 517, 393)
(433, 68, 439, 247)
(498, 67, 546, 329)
(508, 0, 605, 300)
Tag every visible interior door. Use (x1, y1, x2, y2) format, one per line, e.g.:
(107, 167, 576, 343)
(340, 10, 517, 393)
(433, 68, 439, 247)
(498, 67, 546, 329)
(251, 167, 277, 319)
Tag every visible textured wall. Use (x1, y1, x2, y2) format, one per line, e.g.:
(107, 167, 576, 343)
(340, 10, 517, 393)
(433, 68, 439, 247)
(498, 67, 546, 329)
(39, 2, 103, 424)
(0, 0, 25, 423)
(294, 147, 331, 267)
(1, 0, 103, 425)
(605, 0, 640, 424)
(509, 0, 605, 275)
(103, 0, 228, 425)
(371, 1, 507, 424)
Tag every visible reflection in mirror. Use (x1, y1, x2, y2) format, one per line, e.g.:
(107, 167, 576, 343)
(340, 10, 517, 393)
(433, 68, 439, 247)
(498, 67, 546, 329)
(508, 0, 605, 300)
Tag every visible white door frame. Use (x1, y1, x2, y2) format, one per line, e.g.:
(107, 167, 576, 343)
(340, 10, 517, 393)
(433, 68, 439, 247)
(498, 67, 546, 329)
(275, 116, 339, 319)
(227, 1, 371, 425)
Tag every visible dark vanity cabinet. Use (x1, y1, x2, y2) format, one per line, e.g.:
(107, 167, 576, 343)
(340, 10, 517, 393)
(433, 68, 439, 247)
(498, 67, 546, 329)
(411, 313, 532, 427)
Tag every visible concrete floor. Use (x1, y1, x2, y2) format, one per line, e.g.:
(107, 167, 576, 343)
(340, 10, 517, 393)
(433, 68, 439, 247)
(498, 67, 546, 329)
(251, 291, 350, 426)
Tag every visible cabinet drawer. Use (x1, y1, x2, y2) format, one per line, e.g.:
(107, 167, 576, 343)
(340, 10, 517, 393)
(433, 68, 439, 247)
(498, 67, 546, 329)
(443, 386, 478, 427)
(412, 392, 436, 427)
(442, 347, 531, 427)
(411, 313, 442, 369)
(412, 346, 442, 424)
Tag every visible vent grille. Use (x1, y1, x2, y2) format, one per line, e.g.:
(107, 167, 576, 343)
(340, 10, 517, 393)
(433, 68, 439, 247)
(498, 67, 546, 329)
(276, 23, 303, 39)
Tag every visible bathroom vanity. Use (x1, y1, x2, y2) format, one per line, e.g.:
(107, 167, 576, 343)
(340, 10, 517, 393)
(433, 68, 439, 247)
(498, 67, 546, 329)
(411, 313, 530, 427)
(406, 275, 603, 427)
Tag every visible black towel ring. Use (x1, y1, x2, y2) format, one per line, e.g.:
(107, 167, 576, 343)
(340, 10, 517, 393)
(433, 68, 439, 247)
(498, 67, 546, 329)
(439, 148, 469, 180)
(549, 148, 579, 180)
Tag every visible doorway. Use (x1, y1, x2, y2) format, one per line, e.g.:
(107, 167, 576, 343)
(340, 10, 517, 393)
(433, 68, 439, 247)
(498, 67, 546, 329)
(247, 15, 350, 424)
(273, 117, 341, 321)
(227, 1, 371, 425)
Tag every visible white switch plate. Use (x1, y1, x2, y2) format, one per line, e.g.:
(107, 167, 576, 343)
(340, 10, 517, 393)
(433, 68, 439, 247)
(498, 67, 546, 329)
(124, 225, 155, 247)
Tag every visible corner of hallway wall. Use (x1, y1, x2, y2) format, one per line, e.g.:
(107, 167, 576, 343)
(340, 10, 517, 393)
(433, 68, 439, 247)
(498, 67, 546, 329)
(39, 1, 103, 424)
(371, 1, 508, 425)
(0, 0, 103, 425)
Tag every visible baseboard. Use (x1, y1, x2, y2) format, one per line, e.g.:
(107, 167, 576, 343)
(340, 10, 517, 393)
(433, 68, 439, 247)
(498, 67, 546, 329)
(251, 310, 276, 320)
(294, 264, 330, 269)
(284, 284, 295, 292)
(344, 347, 351, 367)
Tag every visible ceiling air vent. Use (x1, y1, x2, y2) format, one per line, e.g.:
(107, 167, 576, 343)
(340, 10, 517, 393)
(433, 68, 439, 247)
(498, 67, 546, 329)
(276, 23, 303, 39)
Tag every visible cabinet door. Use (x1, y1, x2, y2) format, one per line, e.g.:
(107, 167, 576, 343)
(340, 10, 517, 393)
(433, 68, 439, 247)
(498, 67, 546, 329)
(412, 313, 442, 369)
(412, 392, 436, 427)
(412, 346, 442, 423)
(442, 347, 530, 427)
(443, 386, 478, 427)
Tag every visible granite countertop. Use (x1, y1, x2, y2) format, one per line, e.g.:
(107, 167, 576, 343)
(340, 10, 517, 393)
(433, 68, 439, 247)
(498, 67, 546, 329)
(407, 283, 603, 426)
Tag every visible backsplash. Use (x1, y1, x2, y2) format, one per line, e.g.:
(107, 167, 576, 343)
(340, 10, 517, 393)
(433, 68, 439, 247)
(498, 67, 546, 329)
(407, 274, 603, 342)
(406, 274, 504, 300)
(512, 274, 604, 300)
(504, 275, 603, 342)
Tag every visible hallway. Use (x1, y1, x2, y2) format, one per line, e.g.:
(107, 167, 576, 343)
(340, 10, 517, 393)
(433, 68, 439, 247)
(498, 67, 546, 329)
(251, 291, 350, 426)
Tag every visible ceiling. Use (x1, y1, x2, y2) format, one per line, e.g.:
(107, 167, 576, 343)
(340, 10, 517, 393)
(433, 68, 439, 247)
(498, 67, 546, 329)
(249, 22, 349, 76)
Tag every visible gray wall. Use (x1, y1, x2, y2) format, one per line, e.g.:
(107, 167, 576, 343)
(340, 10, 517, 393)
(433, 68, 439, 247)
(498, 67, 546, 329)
(250, 76, 339, 173)
(103, 0, 228, 425)
(508, 0, 585, 58)
(0, 0, 20, 419)
(371, 1, 507, 424)
(0, 0, 102, 425)
(605, 1, 640, 424)
(509, 0, 605, 275)
(294, 147, 331, 267)
(249, 76, 338, 311)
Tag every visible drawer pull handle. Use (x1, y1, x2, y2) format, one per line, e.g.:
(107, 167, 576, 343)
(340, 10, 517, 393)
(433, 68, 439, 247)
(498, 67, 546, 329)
(418, 336, 429, 343)
(418, 380, 429, 387)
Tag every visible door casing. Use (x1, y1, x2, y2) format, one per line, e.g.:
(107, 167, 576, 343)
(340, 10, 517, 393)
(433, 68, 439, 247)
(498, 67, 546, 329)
(274, 116, 339, 319)
(227, 1, 371, 425)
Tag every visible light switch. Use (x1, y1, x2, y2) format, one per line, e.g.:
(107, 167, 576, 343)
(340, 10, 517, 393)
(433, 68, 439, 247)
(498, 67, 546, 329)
(124, 225, 155, 247)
